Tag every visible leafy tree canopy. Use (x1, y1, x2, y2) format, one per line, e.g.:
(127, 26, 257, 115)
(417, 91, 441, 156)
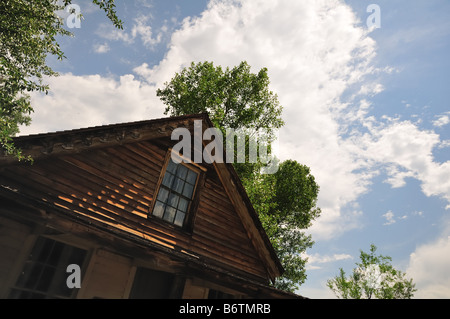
(157, 61, 284, 139)
(244, 160, 321, 291)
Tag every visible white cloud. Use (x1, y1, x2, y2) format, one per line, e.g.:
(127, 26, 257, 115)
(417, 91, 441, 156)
(93, 42, 110, 54)
(96, 22, 134, 44)
(439, 140, 450, 149)
(407, 229, 450, 298)
(131, 15, 162, 48)
(304, 252, 353, 270)
(358, 83, 384, 97)
(433, 114, 450, 127)
(20, 73, 164, 135)
(95, 14, 162, 49)
(358, 120, 450, 205)
(382, 210, 396, 226)
(384, 165, 416, 188)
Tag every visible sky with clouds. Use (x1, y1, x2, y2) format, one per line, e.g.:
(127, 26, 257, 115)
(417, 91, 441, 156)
(18, 0, 450, 298)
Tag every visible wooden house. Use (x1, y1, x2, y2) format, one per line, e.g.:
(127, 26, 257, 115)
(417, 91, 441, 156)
(0, 113, 301, 299)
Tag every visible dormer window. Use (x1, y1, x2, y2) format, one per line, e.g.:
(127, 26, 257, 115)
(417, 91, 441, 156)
(151, 155, 200, 228)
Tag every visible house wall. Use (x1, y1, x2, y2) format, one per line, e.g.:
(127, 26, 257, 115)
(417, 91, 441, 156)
(0, 139, 269, 282)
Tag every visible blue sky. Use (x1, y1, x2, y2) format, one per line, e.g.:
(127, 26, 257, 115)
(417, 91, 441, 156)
(20, 0, 450, 298)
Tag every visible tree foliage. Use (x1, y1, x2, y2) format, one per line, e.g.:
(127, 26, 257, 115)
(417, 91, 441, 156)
(157, 61, 284, 137)
(327, 244, 417, 299)
(0, 0, 122, 160)
(243, 160, 321, 291)
(157, 61, 321, 292)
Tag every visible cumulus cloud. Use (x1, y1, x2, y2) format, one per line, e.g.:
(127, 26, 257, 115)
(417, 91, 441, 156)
(407, 227, 450, 298)
(20, 73, 164, 135)
(358, 119, 450, 205)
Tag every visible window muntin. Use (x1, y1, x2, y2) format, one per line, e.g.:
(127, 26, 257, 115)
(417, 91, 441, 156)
(152, 157, 199, 227)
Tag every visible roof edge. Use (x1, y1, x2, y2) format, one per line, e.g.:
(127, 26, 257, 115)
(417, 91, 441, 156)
(0, 113, 209, 165)
(13, 113, 209, 141)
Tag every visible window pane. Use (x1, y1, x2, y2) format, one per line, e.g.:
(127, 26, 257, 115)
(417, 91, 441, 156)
(174, 211, 185, 227)
(173, 177, 184, 194)
(182, 183, 194, 199)
(32, 237, 53, 263)
(177, 165, 188, 180)
(186, 170, 198, 185)
(162, 172, 174, 187)
(53, 266, 72, 297)
(178, 197, 189, 213)
(36, 266, 54, 292)
(69, 247, 88, 266)
(22, 262, 42, 290)
(153, 201, 165, 218)
(163, 206, 176, 223)
(47, 241, 64, 266)
(156, 187, 169, 202)
(167, 193, 179, 208)
(166, 159, 177, 174)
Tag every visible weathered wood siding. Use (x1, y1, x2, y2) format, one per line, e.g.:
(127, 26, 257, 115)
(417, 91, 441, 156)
(0, 217, 33, 297)
(0, 139, 269, 281)
(78, 249, 135, 299)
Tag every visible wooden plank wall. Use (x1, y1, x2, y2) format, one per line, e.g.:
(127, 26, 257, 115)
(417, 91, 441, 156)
(78, 248, 135, 299)
(0, 140, 269, 282)
(0, 216, 33, 297)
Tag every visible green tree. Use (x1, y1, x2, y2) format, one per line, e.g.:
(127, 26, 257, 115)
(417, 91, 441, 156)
(243, 160, 321, 291)
(0, 0, 122, 160)
(157, 61, 321, 292)
(327, 244, 417, 299)
(157, 61, 284, 137)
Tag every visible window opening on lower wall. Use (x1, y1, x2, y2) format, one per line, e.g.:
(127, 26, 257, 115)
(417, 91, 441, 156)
(128, 267, 177, 299)
(8, 236, 87, 299)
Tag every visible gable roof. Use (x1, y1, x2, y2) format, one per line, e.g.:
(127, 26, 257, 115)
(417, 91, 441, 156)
(0, 113, 284, 282)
